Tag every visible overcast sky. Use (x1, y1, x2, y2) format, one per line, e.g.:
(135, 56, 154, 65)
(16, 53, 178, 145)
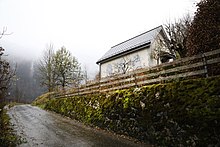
(0, 0, 199, 78)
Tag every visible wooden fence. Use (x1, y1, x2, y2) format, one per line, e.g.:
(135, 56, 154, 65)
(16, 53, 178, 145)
(56, 49, 220, 98)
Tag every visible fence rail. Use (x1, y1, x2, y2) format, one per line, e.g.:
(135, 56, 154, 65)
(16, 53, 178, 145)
(56, 49, 220, 98)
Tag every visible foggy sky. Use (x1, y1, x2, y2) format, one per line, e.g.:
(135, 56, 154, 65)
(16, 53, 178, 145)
(0, 0, 199, 79)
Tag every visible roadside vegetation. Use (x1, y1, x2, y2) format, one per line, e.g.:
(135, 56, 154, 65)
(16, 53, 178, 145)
(0, 103, 20, 147)
(0, 28, 20, 146)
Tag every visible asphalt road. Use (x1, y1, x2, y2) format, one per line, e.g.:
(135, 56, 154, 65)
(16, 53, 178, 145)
(8, 105, 149, 147)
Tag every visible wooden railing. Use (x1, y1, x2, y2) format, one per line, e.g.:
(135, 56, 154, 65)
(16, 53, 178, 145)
(55, 49, 220, 98)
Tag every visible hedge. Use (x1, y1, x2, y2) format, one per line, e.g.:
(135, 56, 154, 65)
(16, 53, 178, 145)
(34, 76, 220, 146)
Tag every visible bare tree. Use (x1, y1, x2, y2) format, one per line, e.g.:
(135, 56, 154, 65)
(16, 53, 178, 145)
(0, 27, 12, 40)
(164, 14, 192, 58)
(114, 57, 132, 74)
(152, 36, 176, 64)
(112, 54, 141, 75)
(36, 44, 56, 92)
(83, 66, 89, 84)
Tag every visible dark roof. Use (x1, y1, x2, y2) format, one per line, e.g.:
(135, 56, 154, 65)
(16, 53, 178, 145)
(96, 25, 163, 64)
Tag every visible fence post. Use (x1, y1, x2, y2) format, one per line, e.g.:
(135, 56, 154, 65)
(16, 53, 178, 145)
(202, 53, 208, 78)
(133, 72, 138, 87)
(98, 79, 100, 94)
(77, 85, 80, 96)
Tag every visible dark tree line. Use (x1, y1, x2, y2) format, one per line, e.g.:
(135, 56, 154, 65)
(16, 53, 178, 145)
(186, 0, 219, 76)
(0, 47, 15, 100)
(0, 28, 43, 103)
(7, 59, 45, 103)
(186, 0, 220, 55)
(0, 28, 15, 101)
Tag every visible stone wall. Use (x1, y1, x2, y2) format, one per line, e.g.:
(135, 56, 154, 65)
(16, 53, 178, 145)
(33, 76, 220, 146)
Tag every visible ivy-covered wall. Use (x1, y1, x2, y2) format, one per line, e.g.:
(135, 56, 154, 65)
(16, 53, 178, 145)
(33, 76, 220, 146)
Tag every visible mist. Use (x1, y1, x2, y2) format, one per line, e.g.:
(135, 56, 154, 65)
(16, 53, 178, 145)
(0, 0, 198, 78)
(0, 0, 199, 102)
(4, 56, 45, 103)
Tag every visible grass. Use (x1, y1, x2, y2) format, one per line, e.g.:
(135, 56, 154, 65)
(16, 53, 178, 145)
(0, 102, 21, 147)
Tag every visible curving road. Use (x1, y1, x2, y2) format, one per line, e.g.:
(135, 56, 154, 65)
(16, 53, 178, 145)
(8, 105, 149, 147)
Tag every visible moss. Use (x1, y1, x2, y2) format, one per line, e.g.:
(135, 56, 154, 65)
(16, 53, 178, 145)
(34, 76, 220, 146)
(32, 92, 57, 109)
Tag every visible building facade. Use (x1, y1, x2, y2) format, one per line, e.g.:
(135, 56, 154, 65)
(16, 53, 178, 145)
(96, 26, 171, 78)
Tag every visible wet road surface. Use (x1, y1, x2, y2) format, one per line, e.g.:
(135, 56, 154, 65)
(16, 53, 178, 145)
(8, 105, 149, 147)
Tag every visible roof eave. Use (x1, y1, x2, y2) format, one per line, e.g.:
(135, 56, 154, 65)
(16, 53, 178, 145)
(96, 42, 151, 64)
